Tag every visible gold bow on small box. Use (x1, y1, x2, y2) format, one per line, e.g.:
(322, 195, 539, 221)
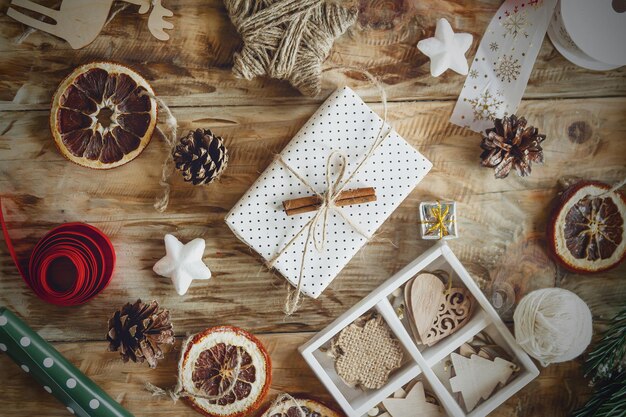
(419, 201, 458, 239)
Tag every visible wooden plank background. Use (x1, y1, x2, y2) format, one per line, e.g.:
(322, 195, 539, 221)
(0, 0, 625, 416)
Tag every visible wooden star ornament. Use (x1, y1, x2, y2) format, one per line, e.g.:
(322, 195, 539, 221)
(153, 234, 212, 295)
(223, 0, 358, 96)
(382, 382, 445, 417)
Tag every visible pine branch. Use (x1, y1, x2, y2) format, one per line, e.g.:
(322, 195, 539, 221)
(573, 371, 626, 417)
(575, 307, 626, 417)
(584, 307, 626, 381)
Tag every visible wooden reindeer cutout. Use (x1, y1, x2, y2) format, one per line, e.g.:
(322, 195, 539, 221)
(7, 0, 174, 49)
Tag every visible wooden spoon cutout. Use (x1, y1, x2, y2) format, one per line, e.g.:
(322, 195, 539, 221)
(407, 273, 474, 346)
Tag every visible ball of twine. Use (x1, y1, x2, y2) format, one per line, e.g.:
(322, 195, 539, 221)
(513, 288, 592, 367)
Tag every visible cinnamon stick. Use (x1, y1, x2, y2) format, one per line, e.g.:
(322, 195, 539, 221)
(283, 187, 376, 216)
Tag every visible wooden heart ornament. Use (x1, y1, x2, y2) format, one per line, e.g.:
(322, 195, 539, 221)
(404, 273, 445, 341)
(405, 273, 474, 346)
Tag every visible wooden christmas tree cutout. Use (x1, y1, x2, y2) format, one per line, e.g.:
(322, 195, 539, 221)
(449, 353, 516, 412)
(7, 0, 174, 49)
(382, 382, 445, 417)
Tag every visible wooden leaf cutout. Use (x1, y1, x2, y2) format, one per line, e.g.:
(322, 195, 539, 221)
(383, 382, 445, 417)
(420, 287, 473, 346)
(449, 353, 515, 412)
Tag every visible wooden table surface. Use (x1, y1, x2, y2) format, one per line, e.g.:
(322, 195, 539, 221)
(1, 1, 625, 416)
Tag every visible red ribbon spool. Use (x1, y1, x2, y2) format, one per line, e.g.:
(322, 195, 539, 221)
(0, 201, 115, 306)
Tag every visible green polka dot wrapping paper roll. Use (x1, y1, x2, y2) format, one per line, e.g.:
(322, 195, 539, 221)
(0, 307, 135, 417)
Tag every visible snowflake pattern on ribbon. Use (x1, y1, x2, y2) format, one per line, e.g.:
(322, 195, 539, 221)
(450, 0, 558, 132)
(465, 90, 504, 121)
(495, 54, 521, 82)
(502, 8, 529, 39)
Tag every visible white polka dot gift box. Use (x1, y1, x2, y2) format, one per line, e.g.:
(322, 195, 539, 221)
(226, 86, 432, 300)
(0, 307, 135, 417)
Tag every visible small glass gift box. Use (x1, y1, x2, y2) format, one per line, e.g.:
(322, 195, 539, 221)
(419, 201, 458, 240)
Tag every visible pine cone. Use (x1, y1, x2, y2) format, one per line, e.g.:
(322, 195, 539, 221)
(480, 115, 546, 179)
(107, 300, 174, 368)
(173, 129, 229, 185)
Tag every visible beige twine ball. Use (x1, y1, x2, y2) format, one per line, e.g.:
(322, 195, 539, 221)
(513, 288, 593, 367)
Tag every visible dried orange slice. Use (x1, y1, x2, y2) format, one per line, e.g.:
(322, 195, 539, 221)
(548, 181, 626, 273)
(260, 396, 345, 417)
(50, 62, 157, 169)
(179, 326, 271, 417)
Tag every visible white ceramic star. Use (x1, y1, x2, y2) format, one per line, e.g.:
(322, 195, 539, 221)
(417, 18, 473, 77)
(153, 234, 212, 295)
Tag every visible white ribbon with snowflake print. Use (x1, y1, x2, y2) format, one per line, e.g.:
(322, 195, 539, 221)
(450, 0, 558, 133)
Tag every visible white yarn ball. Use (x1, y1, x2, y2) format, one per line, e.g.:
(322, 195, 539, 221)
(513, 288, 593, 367)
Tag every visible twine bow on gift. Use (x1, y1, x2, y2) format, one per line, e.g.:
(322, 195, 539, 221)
(421, 201, 455, 239)
(265, 70, 392, 316)
(268, 148, 384, 316)
(273, 151, 373, 251)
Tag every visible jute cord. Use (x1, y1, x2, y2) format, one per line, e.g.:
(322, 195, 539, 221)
(593, 177, 626, 198)
(263, 393, 308, 417)
(140, 91, 178, 212)
(224, 0, 358, 96)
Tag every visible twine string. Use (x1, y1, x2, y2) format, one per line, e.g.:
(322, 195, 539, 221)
(225, 0, 357, 96)
(592, 177, 626, 198)
(265, 67, 393, 315)
(269, 152, 375, 315)
(264, 393, 308, 417)
(139, 91, 178, 212)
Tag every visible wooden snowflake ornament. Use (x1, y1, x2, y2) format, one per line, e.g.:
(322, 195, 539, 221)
(223, 0, 357, 96)
(449, 353, 516, 412)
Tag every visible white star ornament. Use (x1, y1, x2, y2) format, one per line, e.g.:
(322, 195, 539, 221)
(417, 18, 473, 77)
(153, 234, 212, 295)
